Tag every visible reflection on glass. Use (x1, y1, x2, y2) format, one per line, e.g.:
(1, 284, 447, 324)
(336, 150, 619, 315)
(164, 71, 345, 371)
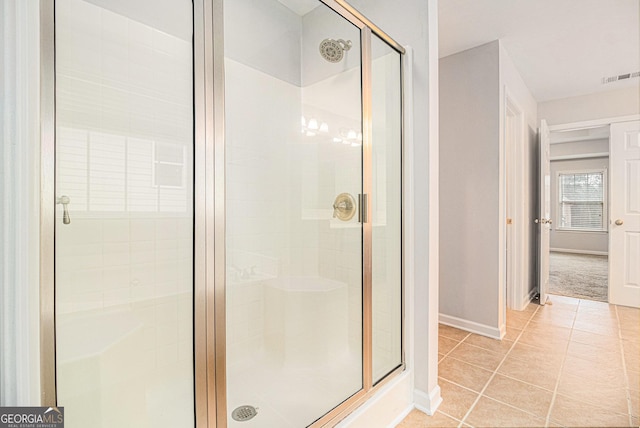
(371, 35, 403, 383)
(224, 0, 363, 426)
(54, 0, 194, 426)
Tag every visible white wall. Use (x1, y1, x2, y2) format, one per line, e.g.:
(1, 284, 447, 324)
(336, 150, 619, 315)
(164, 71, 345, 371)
(538, 87, 640, 126)
(550, 139, 609, 254)
(499, 42, 539, 309)
(439, 41, 501, 332)
(0, 0, 41, 406)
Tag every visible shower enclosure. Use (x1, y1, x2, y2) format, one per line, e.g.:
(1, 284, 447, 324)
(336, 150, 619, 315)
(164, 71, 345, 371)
(42, 0, 403, 426)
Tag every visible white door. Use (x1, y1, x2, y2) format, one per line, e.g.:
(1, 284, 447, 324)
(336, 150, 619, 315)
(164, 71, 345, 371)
(537, 119, 551, 305)
(609, 121, 640, 308)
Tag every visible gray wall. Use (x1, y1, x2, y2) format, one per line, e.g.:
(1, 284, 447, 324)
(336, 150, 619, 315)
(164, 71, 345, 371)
(550, 139, 609, 254)
(439, 41, 500, 329)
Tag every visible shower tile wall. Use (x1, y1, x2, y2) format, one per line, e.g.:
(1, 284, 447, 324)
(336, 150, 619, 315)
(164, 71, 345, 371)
(55, 0, 193, 426)
(224, 0, 365, 370)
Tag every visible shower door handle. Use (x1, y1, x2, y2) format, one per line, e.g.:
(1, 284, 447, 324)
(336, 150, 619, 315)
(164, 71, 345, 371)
(57, 195, 71, 225)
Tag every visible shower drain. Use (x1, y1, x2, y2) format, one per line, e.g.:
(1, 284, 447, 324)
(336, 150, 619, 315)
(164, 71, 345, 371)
(232, 405, 258, 422)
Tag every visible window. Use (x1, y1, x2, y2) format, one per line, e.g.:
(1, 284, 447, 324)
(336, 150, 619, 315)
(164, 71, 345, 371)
(557, 170, 607, 231)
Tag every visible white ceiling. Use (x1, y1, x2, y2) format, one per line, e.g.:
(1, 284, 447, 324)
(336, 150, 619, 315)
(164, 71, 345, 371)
(439, 0, 640, 102)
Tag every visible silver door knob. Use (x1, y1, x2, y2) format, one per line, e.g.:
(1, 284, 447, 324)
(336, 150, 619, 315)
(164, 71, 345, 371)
(548, 219, 553, 225)
(534, 219, 539, 224)
(615, 219, 624, 226)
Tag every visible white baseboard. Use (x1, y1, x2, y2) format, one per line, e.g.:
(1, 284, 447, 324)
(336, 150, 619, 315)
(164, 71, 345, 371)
(439, 313, 502, 339)
(413, 384, 442, 416)
(550, 248, 608, 256)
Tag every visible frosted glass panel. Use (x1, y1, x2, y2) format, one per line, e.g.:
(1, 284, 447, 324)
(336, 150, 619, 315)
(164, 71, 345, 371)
(54, 0, 194, 426)
(371, 35, 403, 383)
(224, 0, 363, 426)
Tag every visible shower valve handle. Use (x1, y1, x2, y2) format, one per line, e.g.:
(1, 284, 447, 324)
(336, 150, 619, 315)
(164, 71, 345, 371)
(56, 195, 71, 225)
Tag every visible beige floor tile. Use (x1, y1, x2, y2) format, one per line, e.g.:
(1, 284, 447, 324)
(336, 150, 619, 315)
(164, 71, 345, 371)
(522, 321, 573, 340)
(557, 370, 629, 414)
(544, 297, 579, 311)
(578, 298, 611, 309)
(628, 370, 640, 392)
(517, 330, 569, 353)
(566, 340, 623, 366)
(497, 355, 559, 390)
(396, 409, 459, 427)
(578, 303, 617, 316)
(437, 378, 478, 420)
(439, 336, 460, 355)
(573, 320, 620, 336)
(508, 342, 565, 366)
(549, 394, 631, 427)
(562, 355, 627, 386)
(507, 308, 535, 320)
(531, 308, 576, 328)
(632, 416, 639, 427)
(448, 343, 505, 371)
(619, 317, 640, 333)
(621, 328, 640, 343)
(463, 333, 513, 355)
(439, 324, 471, 341)
(548, 294, 581, 304)
(506, 314, 529, 329)
(570, 328, 620, 347)
(503, 327, 522, 341)
(630, 389, 639, 417)
(574, 312, 619, 327)
(465, 396, 546, 427)
(438, 353, 446, 362)
(617, 305, 640, 316)
(438, 357, 493, 392)
(483, 374, 553, 418)
(624, 341, 640, 372)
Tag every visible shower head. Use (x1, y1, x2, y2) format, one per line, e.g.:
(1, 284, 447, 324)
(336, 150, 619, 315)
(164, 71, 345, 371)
(319, 38, 352, 63)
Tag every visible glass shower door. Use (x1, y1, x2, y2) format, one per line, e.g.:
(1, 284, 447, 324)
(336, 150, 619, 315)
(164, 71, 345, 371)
(224, 0, 363, 426)
(54, 1, 195, 426)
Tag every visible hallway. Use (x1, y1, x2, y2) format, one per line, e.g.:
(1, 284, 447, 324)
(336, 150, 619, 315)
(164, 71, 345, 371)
(399, 295, 639, 427)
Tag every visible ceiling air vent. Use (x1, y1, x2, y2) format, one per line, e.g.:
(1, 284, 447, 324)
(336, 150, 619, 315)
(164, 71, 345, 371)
(602, 71, 640, 84)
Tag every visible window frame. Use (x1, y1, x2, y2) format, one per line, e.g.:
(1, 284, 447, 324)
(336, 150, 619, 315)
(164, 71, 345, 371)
(556, 168, 608, 233)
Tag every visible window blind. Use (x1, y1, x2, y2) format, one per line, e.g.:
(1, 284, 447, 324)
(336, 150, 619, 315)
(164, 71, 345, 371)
(558, 171, 605, 230)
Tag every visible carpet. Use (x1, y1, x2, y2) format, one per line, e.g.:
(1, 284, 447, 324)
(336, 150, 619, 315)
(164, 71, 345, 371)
(548, 251, 608, 302)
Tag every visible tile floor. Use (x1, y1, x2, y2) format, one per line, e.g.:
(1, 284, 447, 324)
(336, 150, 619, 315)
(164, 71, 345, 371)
(398, 294, 640, 427)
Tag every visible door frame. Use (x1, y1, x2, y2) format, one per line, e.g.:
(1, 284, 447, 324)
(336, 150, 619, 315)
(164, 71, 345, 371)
(502, 87, 528, 314)
(545, 114, 640, 306)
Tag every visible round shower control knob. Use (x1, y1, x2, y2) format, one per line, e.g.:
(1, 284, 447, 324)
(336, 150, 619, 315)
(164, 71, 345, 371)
(332, 193, 357, 221)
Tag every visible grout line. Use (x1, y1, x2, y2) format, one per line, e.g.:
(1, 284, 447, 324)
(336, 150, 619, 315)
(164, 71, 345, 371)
(457, 304, 541, 426)
(439, 332, 471, 360)
(433, 300, 638, 428)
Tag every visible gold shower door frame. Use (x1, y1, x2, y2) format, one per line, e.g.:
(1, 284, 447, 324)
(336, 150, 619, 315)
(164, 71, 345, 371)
(39, 0, 405, 426)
